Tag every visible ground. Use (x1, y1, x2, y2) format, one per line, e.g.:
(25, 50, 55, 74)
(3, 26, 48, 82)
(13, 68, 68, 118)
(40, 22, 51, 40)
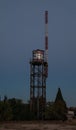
(0, 120, 76, 130)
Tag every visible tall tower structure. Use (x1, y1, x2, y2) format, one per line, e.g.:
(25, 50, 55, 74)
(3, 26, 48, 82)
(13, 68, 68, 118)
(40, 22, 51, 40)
(30, 11, 48, 119)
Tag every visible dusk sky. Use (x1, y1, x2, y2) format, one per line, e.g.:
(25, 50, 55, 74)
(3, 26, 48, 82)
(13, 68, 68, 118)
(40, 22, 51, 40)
(0, 0, 76, 107)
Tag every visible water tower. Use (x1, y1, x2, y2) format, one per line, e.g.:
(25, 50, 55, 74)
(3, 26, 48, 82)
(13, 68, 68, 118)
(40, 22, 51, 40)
(30, 11, 48, 119)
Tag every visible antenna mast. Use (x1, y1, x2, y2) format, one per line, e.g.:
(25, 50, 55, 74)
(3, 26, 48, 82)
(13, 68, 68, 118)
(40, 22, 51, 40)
(45, 11, 48, 77)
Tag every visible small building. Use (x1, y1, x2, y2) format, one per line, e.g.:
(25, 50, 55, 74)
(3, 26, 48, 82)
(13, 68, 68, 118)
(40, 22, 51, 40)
(67, 110, 74, 120)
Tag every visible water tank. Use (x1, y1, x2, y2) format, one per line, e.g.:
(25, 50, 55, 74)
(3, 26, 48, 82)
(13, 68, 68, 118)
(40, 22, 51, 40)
(33, 49, 44, 62)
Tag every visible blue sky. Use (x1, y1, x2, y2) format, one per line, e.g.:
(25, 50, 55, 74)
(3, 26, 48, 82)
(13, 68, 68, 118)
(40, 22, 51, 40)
(0, 0, 76, 107)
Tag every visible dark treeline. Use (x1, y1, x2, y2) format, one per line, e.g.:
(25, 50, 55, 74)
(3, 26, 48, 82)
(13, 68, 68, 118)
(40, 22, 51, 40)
(0, 88, 68, 121)
(0, 96, 31, 121)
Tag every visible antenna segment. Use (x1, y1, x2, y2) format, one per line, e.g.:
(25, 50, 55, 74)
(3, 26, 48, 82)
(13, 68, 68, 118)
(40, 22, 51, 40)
(45, 11, 48, 62)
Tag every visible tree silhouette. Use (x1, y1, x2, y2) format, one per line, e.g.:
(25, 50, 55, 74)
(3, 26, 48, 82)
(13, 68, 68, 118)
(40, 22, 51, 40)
(55, 88, 65, 102)
(54, 87, 67, 120)
(45, 88, 67, 120)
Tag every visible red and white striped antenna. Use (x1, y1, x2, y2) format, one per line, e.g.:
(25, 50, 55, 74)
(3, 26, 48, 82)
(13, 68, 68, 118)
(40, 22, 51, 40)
(45, 11, 48, 63)
(45, 11, 48, 77)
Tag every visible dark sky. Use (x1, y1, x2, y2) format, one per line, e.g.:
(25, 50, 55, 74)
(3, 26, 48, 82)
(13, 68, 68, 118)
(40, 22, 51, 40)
(0, 0, 76, 107)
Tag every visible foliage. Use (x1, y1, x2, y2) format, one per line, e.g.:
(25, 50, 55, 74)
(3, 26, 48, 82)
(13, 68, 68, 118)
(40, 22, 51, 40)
(8, 98, 31, 120)
(45, 88, 67, 120)
(0, 100, 12, 121)
(0, 97, 31, 121)
(0, 88, 67, 121)
(54, 88, 67, 120)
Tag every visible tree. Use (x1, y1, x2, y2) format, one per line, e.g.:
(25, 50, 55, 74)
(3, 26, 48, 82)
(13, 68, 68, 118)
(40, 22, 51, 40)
(54, 88, 67, 120)
(0, 100, 12, 121)
(55, 88, 65, 102)
(8, 98, 31, 120)
(45, 88, 67, 120)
